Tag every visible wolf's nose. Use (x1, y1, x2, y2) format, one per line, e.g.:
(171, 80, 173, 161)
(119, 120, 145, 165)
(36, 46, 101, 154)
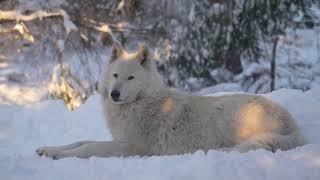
(111, 90, 120, 100)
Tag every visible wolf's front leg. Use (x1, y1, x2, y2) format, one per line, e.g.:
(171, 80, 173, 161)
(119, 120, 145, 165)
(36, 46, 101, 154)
(36, 141, 129, 160)
(36, 141, 94, 157)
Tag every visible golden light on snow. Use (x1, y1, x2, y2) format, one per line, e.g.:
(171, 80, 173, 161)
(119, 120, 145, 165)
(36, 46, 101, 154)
(0, 84, 43, 105)
(0, 62, 8, 68)
(162, 97, 174, 113)
(120, 50, 141, 62)
(116, 22, 128, 31)
(236, 102, 279, 142)
(119, 48, 145, 63)
(49, 64, 83, 111)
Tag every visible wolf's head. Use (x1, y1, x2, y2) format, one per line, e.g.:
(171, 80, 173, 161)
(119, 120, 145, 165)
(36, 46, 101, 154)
(99, 44, 164, 105)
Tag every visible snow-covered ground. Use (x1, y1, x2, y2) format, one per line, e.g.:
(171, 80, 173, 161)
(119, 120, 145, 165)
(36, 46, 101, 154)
(0, 88, 320, 180)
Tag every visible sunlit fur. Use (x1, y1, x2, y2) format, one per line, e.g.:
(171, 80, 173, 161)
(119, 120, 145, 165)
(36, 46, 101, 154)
(99, 44, 305, 155)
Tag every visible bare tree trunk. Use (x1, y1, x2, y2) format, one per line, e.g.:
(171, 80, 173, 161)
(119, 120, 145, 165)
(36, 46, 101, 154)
(270, 36, 279, 91)
(316, 27, 320, 62)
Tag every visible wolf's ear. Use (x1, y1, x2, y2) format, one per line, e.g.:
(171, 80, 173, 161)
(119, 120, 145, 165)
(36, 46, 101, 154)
(110, 43, 123, 63)
(137, 44, 149, 67)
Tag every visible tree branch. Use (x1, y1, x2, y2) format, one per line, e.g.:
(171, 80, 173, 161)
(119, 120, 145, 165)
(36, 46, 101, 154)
(0, 9, 77, 35)
(0, 10, 61, 21)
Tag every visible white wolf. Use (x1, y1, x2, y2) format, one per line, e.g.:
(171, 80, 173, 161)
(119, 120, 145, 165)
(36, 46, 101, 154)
(36, 44, 305, 160)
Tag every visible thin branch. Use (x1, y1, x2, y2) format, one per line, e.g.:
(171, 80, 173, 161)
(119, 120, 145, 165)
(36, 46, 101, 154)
(0, 23, 34, 42)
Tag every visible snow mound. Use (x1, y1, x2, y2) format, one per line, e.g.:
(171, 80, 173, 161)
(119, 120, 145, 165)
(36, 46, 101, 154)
(197, 83, 243, 95)
(0, 88, 320, 180)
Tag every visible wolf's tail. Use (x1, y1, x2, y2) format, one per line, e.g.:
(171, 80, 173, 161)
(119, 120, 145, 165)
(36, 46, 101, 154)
(233, 130, 305, 153)
(273, 130, 305, 151)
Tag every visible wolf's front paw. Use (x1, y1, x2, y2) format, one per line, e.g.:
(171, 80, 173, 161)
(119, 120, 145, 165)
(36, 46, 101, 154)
(36, 147, 65, 160)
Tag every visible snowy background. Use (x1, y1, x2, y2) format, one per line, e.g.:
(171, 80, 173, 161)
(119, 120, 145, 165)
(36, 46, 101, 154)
(1, 0, 320, 109)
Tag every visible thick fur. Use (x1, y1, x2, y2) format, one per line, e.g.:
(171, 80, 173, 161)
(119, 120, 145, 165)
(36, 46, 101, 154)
(36, 44, 305, 159)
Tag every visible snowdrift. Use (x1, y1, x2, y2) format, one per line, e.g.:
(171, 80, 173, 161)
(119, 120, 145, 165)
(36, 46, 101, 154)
(0, 88, 320, 180)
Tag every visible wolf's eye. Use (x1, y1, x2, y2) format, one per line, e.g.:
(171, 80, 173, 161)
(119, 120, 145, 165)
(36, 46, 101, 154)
(113, 73, 118, 78)
(128, 75, 135, 80)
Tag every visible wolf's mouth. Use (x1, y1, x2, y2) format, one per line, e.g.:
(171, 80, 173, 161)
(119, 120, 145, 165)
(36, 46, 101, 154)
(111, 97, 128, 104)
